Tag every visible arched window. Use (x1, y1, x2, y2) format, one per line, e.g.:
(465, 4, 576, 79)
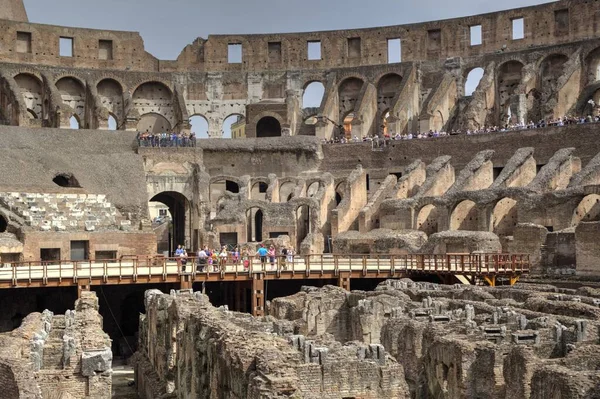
(256, 116, 281, 138)
(53, 173, 81, 188)
(223, 114, 244, 139)
(465, 68, 484, 96)
(69, 115, 80, 129)
(108, 114, 117, 130)
(190, 115, 209, 139)
(303, 82, 325, 108)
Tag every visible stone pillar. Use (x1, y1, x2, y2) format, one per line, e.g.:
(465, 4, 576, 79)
(251, 275, 265, 317)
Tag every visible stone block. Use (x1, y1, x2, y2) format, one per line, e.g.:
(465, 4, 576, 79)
(81, 348, 113, 376)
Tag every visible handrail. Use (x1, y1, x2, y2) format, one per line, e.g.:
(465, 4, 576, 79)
(0, 253, 530, 287)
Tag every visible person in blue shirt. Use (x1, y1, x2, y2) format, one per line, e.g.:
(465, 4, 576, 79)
(175, 245, 184, 257)
(257, 244, 268, 271)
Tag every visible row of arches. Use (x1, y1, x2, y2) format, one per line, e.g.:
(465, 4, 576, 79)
(416, 198, 519, 236)
(415, 194, 600, 237)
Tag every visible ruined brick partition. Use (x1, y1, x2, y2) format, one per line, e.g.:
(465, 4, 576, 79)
(135, 281, 600, 398)
(0, 291, 112, 398)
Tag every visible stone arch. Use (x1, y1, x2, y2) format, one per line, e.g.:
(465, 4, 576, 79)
(497, 60, 525, 125)
(377, 73, 402, 109)
(56, 76, 85, 124)
(137, 112, 171, 133)
(572, 194, 600, 225)
(296, 203, 312, 249)
(450, 200, 479, 231)
(335, 181, 346, 205)
(251, 180, 269, 201)
(338, 77, 364, 118)
(256, 116, 281, 138)
(53, 172, 81, 188)
(108, 113, 118, 130)
(306, 181, 321, 198)
(279, 180, 297, 203)
(464, 67, 484, 96)
(150, 191, 191, 253)
(491, 198, 518, 236)
(302, 81, 325, 109)
(132, 81, 174, 129)
(416, 204, 439, 236)
(246, 206, 265, 242)
(190, 114, 209, 139)
(14, 73, 42, 120)
(584, 46, 600, 84)
(222, 113, 244, 139)
(69, 114, 81, 129)
(97, 78, 124, 126)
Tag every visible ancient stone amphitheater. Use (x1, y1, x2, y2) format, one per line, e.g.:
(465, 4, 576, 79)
(1, 0, 600, 397)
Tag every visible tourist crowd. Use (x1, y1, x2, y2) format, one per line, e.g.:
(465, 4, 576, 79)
(137, 131, 196, 148)
(322, 115, 600, 146)
(174, 243, 296, 273)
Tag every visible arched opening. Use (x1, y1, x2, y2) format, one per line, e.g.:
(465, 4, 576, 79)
(335, 182, 346, 206)
(585, 47, 600, 84)
(303, 81, 325, 109)
(69, 115, 80, 129)
(450, 200, 479, 231)
(246, 207, 263, 242)
(149, 192, 190, 255)
(306, 181, 320, 198)
(190, 114, 209, 139)
(279, 181, 296, 203)
(497, 61, 524, 125)
(377, 74, 402, 115)
(56, 77, 85, 126)
(537, 54, 569, 119)
(108, 114, 117, 130)
(339, 77, 364, 121)
(137, 113, 171, 134)
(223, 114, 244, 139)
(343, 112, 355, 138)
(492, 198, 518, 236)
(0, 215, 7, 233)
(381, 110, 391, 135)
(416, 205, 439, 236)
(572, 194, 600, 225)
(465, 68, 484, 96)
(14, 73, 43, 119)
(256, 116, 281, 138)
(53, 173, 81, 188)
(132, 81, 173, 132)
(296, 205, 311, 249)
(251, 181, 268, 201)
(97, 79, 123, 127)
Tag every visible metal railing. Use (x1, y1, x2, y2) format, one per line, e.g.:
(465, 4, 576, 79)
(0, 253, 530, 287)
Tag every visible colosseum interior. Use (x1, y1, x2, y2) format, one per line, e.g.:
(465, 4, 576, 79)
(1, 0, 600, 397)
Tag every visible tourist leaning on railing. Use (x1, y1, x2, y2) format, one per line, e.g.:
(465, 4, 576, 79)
(136, 130, 197, 148)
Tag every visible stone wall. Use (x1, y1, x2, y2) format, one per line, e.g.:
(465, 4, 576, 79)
(269, 281, 600, 398)
(0, 291, 112, 398)
(135, 289, 410, 398)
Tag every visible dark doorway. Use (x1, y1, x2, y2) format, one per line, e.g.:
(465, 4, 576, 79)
(254, 210, 263, 241)
(70, 241, 89, 261)
(150, 192, 189, 255)
(0, 215, 6, 233)
(225, 180, 240, 193)
(256, 116, 282, 138)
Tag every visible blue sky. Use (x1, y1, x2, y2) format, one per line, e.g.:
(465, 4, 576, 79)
(23, 0, 552, 135)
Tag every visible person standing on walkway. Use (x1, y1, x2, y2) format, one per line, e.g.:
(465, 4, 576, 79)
(257, 244, 268, 271)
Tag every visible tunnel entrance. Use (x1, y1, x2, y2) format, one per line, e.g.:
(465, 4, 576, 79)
(150, 191, 190, 255)
(256, 116, 282, 138)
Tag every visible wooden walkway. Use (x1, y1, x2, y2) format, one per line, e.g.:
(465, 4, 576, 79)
(0, 253, 529, 316)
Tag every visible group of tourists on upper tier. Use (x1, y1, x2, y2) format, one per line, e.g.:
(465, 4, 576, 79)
(174, 243, 296, 273)
(321, 114, 600, 146)
(137, 130, 196, 147)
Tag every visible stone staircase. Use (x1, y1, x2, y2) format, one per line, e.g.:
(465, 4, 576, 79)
(0, 192, 127, 232)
